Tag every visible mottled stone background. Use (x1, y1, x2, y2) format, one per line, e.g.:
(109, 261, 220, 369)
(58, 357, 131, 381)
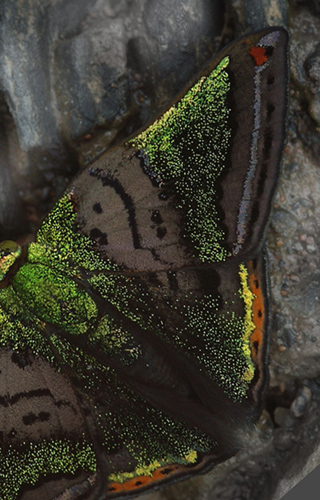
(0, 0, 319, 499)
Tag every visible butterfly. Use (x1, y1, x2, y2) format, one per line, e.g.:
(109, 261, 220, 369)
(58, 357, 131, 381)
(0, 27, 288, 500)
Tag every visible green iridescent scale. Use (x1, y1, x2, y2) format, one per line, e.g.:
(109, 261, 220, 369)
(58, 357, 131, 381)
(130, 57, 232, 263)
(0, 27, 288, 500)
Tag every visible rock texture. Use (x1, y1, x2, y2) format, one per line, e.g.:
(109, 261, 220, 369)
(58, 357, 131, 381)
(0, 0, 224, 238)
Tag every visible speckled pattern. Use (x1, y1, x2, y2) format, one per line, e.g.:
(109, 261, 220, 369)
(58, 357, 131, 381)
(130, 58, 231, 263)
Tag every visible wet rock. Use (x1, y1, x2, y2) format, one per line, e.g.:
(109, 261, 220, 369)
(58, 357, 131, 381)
(0, 0, 224, 237)
(274, 407, 296, 429)
(273, 429, 296, 452)
(290, 385, 312, 418)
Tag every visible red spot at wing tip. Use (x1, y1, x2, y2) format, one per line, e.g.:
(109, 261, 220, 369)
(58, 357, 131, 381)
(249, 46, 268, 66)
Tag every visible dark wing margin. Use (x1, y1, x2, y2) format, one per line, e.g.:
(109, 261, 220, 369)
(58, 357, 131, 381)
(215, 28, 289, 258)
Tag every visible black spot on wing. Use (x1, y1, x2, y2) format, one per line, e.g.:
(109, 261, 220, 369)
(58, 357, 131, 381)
(8, 428, 17, 438)
(267, 74, 275, 87)
(157, 227, 167, 239)
(151, 210, 163, 224)
(93, 202, 103, 214)
(267, 103, 275, 118)
(252, 340, 259, 353)
(23, 411, 50, 425)
(11, 351, 33, 369)
(90, 228, 108, 246)
(265, 46, 274, 58)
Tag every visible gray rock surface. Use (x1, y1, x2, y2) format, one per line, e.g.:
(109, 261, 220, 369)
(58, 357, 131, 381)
(1, 0, 320, 499)
(0, 0, 224, 237)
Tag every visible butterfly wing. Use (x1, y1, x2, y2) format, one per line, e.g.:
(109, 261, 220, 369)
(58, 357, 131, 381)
(0, 27, 288, 499)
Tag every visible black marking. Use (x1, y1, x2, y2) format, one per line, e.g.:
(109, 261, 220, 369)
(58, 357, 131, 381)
(0, 388, 76, 413)
(23, 411, 50, 426)
(161, 468, 173, 475)
(151, 248, 161, 261)
(252, 341, 259, 353)
(89, 169, 142, 249)
(151, 210, 163, 224)
(267, 103, 275, 118)
(250, 201, 259, 225)
(257, 162, 268, 197)
(0, 388, 53, 407)
(265, 46, 274, 57)
(93, 202, 103, 214)
(258, 310, 263, 318)
(254, 279, 260, 289)
(263, 128, 273, 161)
(9, 428, 17, 438)
(90, 228, 108, 246)
(135, 481, 142, 486)
(267, 74, 275, 87)
(157, 227, 167, 239)
(167, 272, 179, 291)
(11, 351, 33, 369)
(147, 273, 163, 288)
